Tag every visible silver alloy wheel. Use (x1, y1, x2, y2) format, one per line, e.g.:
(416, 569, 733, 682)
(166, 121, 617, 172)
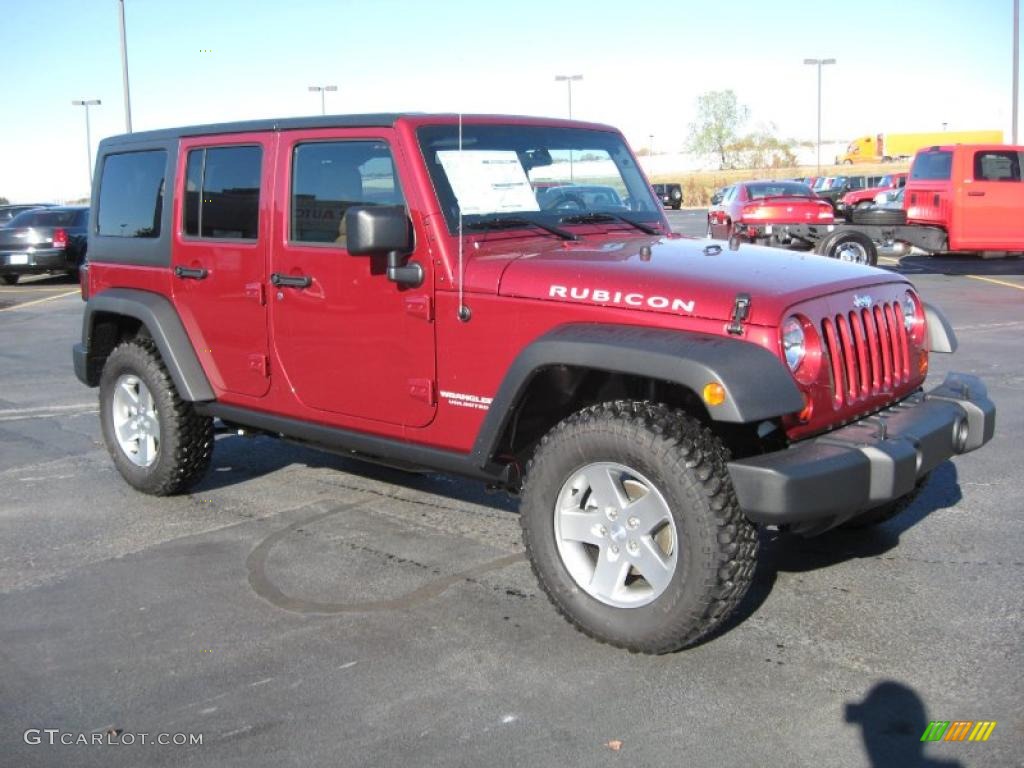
(835, 240, 870, 264)
(111, 374, 161, 467)
(553, 462, 678, 608)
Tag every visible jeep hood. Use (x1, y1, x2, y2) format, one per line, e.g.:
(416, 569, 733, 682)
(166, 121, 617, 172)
(492, 235, 907, 324)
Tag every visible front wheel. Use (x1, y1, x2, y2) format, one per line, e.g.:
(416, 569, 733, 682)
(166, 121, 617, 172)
(519, 401, 758, 653)
(99, 338, 214, 495)
(1, 274, 19, 285)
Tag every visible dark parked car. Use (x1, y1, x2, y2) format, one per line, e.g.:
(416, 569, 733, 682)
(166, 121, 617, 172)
(651, 183, 682, 209)
(0, 206, 88, 284)
(815, 175, 869, 209)
(0, 203, 55, 226)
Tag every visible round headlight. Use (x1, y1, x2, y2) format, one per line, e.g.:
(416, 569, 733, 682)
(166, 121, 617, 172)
(901, 290, 919, 332)
(782, 316, 806, 371)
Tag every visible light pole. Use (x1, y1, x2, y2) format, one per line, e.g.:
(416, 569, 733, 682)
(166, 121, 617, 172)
(308, 85, 337, 115)
(803, 58, 836, 174)
(648, 134, 654, 156)
(1014, 0, 1019, 143)
(554, 74, 583, 119)
(118, 0, 132, 132)
(72, 99, 101, 189)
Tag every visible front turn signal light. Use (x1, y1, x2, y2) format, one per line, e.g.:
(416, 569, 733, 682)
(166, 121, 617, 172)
(703, 382, 727, 407)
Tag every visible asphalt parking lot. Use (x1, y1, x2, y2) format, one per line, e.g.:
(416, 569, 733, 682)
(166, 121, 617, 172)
(2, 219, 1022, 767)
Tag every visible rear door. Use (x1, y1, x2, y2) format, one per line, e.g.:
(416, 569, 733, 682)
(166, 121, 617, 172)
(958, 148, 1024, 250)
(172, 134, 271, 398)
(268, 128, 436, 428)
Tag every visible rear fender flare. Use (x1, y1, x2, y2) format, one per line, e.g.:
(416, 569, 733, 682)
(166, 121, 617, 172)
(79, 288, 215, 401)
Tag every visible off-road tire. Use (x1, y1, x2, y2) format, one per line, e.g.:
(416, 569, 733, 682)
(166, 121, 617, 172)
(1, 274, 19, 285)
(851, 207, 907, 226)
(519, 401, 758, 654)
(840, 473, 930, 529)
(99, 338, 214, 495)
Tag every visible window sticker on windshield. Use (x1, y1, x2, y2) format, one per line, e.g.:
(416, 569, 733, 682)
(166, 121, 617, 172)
(437, 150, 540, 214)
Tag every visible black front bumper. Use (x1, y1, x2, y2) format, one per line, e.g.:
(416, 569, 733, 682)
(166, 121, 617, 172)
(728, 373, 995, 531)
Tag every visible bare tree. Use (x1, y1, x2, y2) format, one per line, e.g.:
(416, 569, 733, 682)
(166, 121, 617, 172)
(687, 90, 750, 169)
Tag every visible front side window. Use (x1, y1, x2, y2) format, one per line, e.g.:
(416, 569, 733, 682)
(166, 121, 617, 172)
(974, 150, 1022, 181)
(182, 145, 262, 239)
(911, 150, 953, 181)
(290, 141, 405, 244)
(417, 124, 659, 233)
(97, 150, 166, 238)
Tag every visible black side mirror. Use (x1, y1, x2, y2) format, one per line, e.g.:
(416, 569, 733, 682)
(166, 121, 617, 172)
(344, 205, 421, 287)
(710, 193, 722, 205)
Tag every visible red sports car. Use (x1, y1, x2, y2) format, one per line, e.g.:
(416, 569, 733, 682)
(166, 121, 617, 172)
(707, 180, 834, 242)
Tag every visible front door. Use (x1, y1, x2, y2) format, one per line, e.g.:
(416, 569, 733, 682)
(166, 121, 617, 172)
(959, 149, 1024, 250)
(269, 129, 436, 428)
(172, 135, 271, 398)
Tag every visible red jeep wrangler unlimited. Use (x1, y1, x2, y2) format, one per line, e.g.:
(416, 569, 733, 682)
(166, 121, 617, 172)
(73, 114, 995, 653)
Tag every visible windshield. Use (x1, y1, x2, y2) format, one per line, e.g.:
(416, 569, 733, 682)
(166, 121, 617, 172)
(417, 124, 660, 233)
(812, 177, 833, 190)
(745, 182, 813, 199)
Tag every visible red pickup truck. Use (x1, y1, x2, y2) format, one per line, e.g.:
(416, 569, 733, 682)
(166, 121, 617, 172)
(768, 145, 1024, 261)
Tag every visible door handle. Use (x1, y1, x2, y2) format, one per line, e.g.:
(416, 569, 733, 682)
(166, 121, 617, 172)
(174, 265, 208, 280)
(967, 191, 986, 197)
(270, 273, 312, 288)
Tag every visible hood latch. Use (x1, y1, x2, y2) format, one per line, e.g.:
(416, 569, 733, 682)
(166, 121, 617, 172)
(726, 293, 751, 335)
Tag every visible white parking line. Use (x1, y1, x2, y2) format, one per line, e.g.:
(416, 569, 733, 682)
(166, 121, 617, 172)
(0, 289, 79, 312)
(0, 403, 98, 422)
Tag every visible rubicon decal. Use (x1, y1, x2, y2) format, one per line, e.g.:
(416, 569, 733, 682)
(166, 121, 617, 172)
(440, 391, 493, 411)
(549, 285, 695, 313)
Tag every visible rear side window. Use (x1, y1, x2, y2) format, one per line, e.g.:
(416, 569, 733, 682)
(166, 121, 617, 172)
(974, 150, 1023, 181)
(290, 141, 405, 244)
(910, 151, 953, 181)
(183, 145, 262, 239)
(97, 150, 166, 237)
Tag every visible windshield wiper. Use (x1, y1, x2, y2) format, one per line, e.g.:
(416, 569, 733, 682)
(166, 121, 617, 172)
(558, 212, 662, 235)
(464, 215, 578, 241)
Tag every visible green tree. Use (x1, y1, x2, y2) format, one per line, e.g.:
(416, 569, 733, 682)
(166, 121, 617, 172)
(0, 196, 9, 205)
(686, 90, 750, 170)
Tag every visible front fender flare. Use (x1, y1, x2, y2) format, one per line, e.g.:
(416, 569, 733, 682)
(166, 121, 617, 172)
(76, 288, 215, 401)
(470, 323, 803, 467)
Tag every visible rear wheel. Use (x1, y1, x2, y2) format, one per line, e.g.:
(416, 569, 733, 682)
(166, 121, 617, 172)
(1, 274, 19, 285)
(815, 229, 878, 266)
(520, 401, 758, 654)
(99, 338, 214, 495)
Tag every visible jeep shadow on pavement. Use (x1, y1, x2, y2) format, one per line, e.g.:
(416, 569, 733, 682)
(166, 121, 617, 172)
(73, 113, 995, 653)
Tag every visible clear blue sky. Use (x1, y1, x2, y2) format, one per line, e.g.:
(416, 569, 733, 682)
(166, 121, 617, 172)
(1, 0, 1018, 201)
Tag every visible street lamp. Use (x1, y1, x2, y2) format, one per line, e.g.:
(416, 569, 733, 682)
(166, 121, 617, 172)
(72, 99, 101, 189)
(554, 74, 583, 119)
(308, 85, 337, 116)
(803, 58, 836, 175)
(117, 0, 132, 132)
(648, 134, 654, 156)
(1013, 0, 1019, 144)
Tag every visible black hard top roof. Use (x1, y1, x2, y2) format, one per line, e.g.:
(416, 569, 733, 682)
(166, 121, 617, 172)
(98, 113, 617, 147)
